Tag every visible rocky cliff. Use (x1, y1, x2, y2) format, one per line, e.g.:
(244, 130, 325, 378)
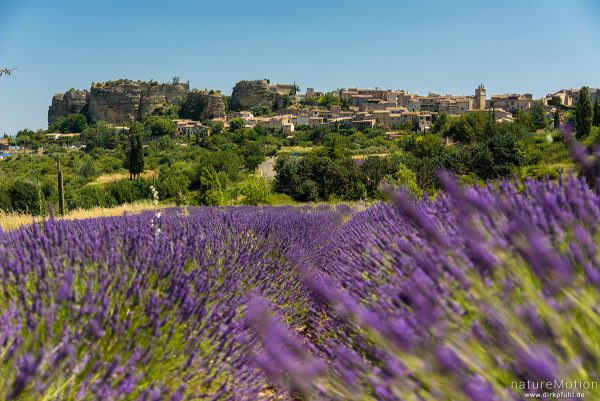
(48, 89, 90, 125)
(87, 80, 189, 125)
(230, 80, 275, 111)
(179, 90, 226, 120)
(48, 80, 190, 126)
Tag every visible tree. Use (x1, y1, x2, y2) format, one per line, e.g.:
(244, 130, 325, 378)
(151, 103, 179, 119)
(251, 105, 272, 117)
(575, 86, 593, 139)
(296, 179, 319, 202)
(384, 163, 422, 198)
(9, 180, 42, 214)
(212, 121, 225, 135)
(554, 109, 561, 130)
(593, 98, 600, 127)
(238, 177, 271, 205)
(317, 93, 341, 109)
(144, 116, 176, 137)
(82, 121, 121, 150)
(158, 170, 190, 205)
(78, 157, 98, 179)
(197, 166, 223, 206)
(128, 122, 145, 180)
(514, 110, 534, 132)
(273, 154, 298, 195)
(411, 134, 446, 159)
(361, 156, 396, 197)
(323, 134, 348, 160)
(245, 155, 265, 172)
(446, 112, 488, 142)
(531, 100, 548, 130)
(432, 112, 451, 134)
(229, 118, 246, 132)
(50, 114, 88, 133)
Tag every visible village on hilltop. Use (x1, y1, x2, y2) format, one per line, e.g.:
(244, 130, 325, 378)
(0, 79, 597, 154)
(173, 82, 599, 138)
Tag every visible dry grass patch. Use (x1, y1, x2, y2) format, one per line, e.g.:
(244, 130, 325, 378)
(88, 170, 157, 186)
(0, 201, 171, 231)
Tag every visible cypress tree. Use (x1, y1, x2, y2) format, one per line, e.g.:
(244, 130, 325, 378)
(575, 86, 593, 139)
(57, 157, 65, 216)
(593, 97, 600, 127)
(553, 109, 560, 130)
(531, 100, 548, 130)
(128, 122, 145, 180)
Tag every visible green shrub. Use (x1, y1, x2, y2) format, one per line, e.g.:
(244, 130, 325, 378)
(296, 180, 319, 202)
(9, 180, 43, 215)
(0, 180, 12, 211)
(238, 177, 271, 205)
(69, 185, 117, 209)
(521, 164, 559, 180)
(383, 163, 423, 198)
(106, 179, 151, 205)
(157, 171, 190, 205)
(196, 166, 223, 206)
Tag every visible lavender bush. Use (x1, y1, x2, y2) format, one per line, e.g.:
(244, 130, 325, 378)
(2, 168, 600, 400)
(0, 207, 340, 400)
(252, 174, 600, 400)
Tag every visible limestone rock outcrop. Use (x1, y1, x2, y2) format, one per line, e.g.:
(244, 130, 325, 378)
(180, 90, 226, 120)
(48, 80, 190, 126)
(204, 93, 226, 119)
(230, 80, 275, 111)
(87, 80, 189, 125)
(48, 89, 90, 125)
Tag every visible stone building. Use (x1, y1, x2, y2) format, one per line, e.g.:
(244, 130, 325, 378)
(490, 93, 533, 112)
(474, 84, 486, 110)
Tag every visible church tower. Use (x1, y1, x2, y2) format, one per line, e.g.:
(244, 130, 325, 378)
(475, 84, 486, 110)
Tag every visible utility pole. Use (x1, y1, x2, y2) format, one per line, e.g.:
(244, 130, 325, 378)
(57, 156, 65, 217)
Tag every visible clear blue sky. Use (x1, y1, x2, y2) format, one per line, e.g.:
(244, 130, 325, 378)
(0, 0, 599, 135)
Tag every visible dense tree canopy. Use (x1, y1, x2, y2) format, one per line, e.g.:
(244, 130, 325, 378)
(49, 114, 88, 133)
(446, 111, 488, 142)
(530, 100, 548, 130)
(144, 116, 177, 137)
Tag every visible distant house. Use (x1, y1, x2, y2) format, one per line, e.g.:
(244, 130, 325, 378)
(490, 93, 533, 112)
(545, 88, 600, 107)
(352, 119, 376, 130)
(327, 117, 353, 129)
(266, 115, 295, 133)
(385, 132, 403, 140)
(45, 132, 80, 141)
(173, 119, 204, 136)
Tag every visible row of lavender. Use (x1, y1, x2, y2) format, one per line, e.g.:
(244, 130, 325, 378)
(252, 174, 600, 400)
(0, 206, 341, 400)
(1, 173, 599, 400)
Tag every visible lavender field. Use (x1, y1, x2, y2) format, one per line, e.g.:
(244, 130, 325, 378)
(1, 173, 599, 400)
